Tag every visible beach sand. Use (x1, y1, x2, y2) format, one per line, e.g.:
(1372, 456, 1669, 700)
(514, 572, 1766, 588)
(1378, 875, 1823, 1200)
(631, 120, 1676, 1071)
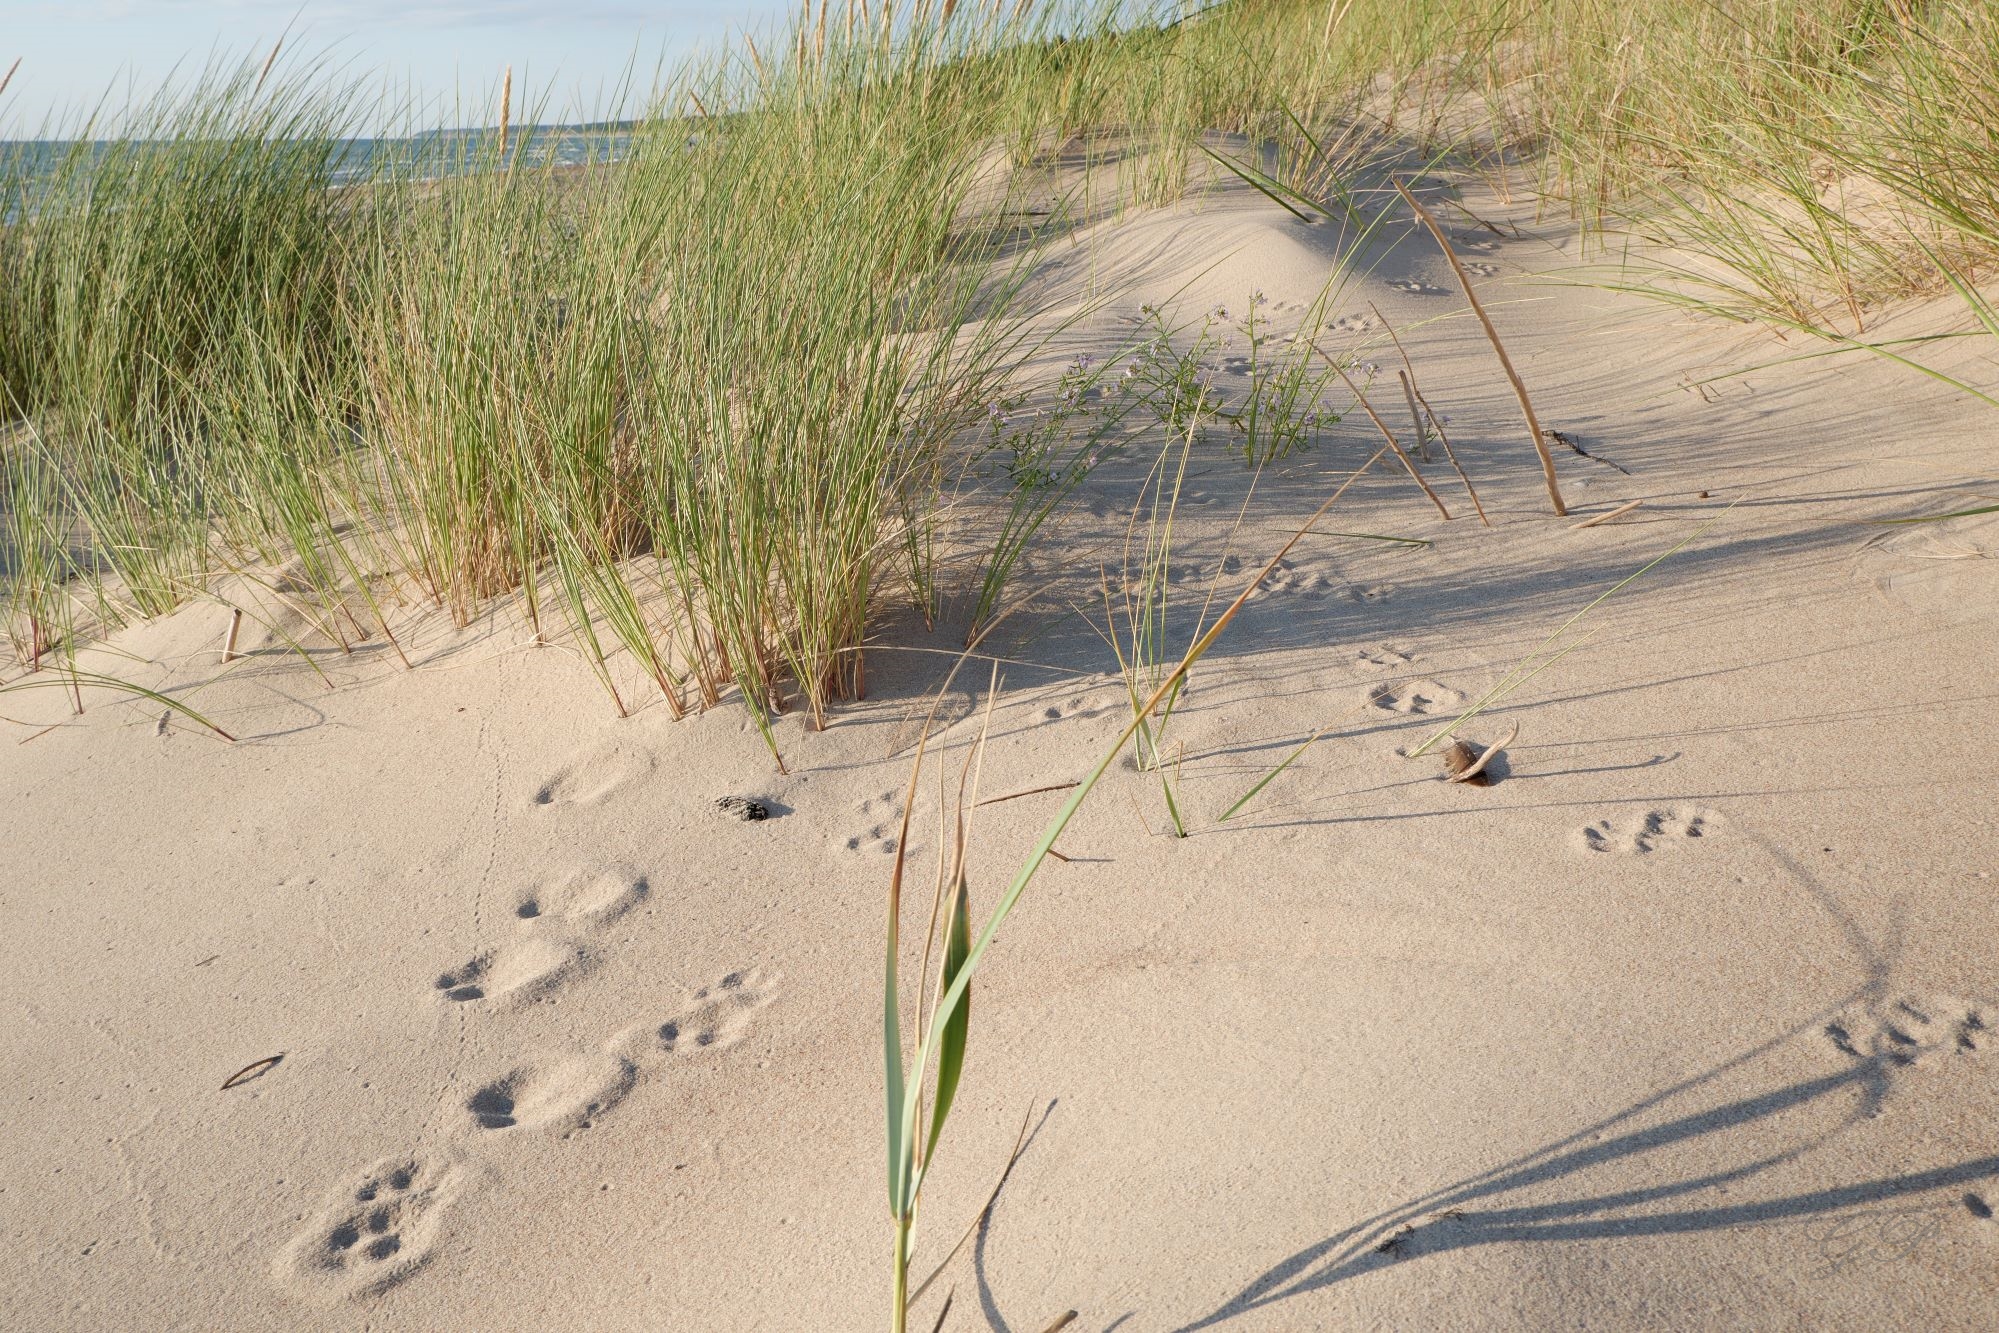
(3, 171, 1996, 1331)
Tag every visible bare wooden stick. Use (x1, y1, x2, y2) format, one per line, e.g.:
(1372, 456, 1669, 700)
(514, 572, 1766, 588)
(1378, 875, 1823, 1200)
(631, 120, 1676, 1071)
(1397, 369, 1430, 462)
(220, 607, 244, 663)
(1407, 377, 1489, 527)
(1312, 347, 1452, 520)
(1570, 498, 1643, 529)
(976, 780, 1079, 808)
(221, 1053, 284, 1090)
(1393, 178, 1568, 516)
(1368, 301, 1436, 455)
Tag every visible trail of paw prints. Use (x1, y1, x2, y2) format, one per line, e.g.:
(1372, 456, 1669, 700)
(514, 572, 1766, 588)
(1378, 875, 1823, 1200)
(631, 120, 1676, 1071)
(275, 1152, 463, 1303)
(1578, 807, 1716, 854)
(431, 866, 648, 1010)
(1388, 279, 1448, 296)
(840, 789, 904, 856)
(1246, 557, 1338, 600)
(531, 736, 656, 806)
(1461, 261, 1500, 278)
(280, 969, 773, 1306)
(1824, 996, 1989, 1068)
(1332, 312, 1378, 334)
(1367, 678, 1465, 716)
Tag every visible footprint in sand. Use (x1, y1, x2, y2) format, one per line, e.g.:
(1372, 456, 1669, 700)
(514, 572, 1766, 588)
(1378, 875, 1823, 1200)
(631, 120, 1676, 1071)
(1453, 233, 1501, 253)
(1824, 996, 1988, 1068)
(1462, 261, 1501, 278)
(1367, 678, 1465, 716)
(1354, 645, 1414, 671)
(464, 1049, 639, 1139)
(531, 737, 657, 806)
(1332, 312, 1377, 334)
(1578, 807, 1715, 854)
(840, 790, 904, 856)
(1388, 279, 1448, 296)
(650, 969, 774, 1056)
(276, 1152, 463, 1302)
(1246, 557, 1337, 601)
(431, 866, 648, 1008)
(283, 967, 773, 1305)
(1041, 693, 1109, 723)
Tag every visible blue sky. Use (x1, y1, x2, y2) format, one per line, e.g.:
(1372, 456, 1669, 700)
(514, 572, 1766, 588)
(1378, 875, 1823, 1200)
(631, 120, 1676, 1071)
(0, 1, 795, 130)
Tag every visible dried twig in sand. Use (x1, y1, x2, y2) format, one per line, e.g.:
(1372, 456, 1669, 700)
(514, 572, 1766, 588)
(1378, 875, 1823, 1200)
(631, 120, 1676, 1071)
(1393, 179, 1567, 516)
(1373, 303, 1491, 526)
(1571, 499, 1643, 529)
(1313, 347, 1453, 520)
(221, 1054, 284, 1090)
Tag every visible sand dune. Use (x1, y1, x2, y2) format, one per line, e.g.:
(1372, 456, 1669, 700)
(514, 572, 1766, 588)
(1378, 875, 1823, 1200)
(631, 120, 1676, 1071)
(3, 169, 1996, 1331)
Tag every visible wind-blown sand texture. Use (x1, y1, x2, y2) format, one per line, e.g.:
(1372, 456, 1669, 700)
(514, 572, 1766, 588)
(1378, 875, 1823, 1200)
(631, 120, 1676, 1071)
(4, 165, 1996, 1331)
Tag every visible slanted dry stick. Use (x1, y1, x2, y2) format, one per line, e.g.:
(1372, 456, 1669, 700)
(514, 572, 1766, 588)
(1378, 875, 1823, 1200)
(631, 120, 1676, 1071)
(1393, 178, 1567, 516)
(1407, 377, 1489, 527)
(1571, 498, 1643, 529)
(1397, 369, 1430, 462)
(1313, 347, 1452, 520)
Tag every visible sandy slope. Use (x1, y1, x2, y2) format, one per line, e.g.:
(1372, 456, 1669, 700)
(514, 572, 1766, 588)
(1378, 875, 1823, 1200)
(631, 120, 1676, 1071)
(3, 171, 1996, 1332)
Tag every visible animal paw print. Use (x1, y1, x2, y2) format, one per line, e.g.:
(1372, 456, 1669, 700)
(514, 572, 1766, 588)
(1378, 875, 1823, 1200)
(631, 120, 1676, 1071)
(1462, 261, 1500, 278)
(1345, 585, 1392, 605)
(532, 737, 656, 806)
(1332, 312, 1377, 334)
(1042, 694, 1107, 723)
(431, 867, 648, 1008)
(655, 970, 773, 1056)
(842, 790, 903, 855)
(1367, 678, 1465, 715)
(1388, 279, 1447, 296)
(276, 1154, 461, 1302)
(1354, 645, 1413, 671)
(1453, 233, 1500, 253)
(1579, 807, 1715, 854)
(1247, 557, 1336, 600)
(1825, 996, 1988, 1068)
(1219, 355, 1253, 375)
(464, 1050, 638, 1137)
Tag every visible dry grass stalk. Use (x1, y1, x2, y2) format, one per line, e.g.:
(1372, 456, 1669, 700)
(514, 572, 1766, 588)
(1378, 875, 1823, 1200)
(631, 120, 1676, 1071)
(498, 64, 513, 159)
(0, 57, 19, 100)
(1393, 179, 1568, 516)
